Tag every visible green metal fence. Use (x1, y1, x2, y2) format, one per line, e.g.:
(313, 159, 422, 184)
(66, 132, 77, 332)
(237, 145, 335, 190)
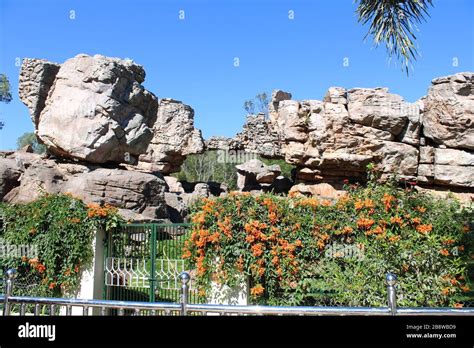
(104, 223, 201, 306)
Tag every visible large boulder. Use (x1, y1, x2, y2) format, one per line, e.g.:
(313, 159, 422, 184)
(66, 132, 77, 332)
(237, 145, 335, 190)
(3, 159, 67, 203)
(62, 168, 168, 219)
(0, 158, 22, 200)
(137, 98, 205, 174)
(423, 72, 474, 150)
(20, 54, 158, 164)
(236, 159, 281, 191)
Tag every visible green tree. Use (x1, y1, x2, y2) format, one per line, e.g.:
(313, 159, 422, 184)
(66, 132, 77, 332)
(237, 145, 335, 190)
(243, 92, 269, 117)
(174, 150, 238, 190)
(16, 132, 46, 154)
(356, 0, 433, 73)
(0, 74, 12, 103)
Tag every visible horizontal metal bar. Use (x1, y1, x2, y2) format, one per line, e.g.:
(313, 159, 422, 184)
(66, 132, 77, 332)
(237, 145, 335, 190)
(396, 308, 474, 316)
(186, 304, 393, 316)
(5, 296, 474, 316)
(185, 304, 474, 316)
(7, 296, 181, 311)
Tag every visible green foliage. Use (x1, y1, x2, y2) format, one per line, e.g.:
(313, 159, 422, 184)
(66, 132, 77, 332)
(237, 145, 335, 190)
(16, 132, 46, 154)
(356, 0, 433, 74)
(184, 183, 473, 307)
(173, 150, 238, 190)
(174, 150, 295, 190)
(0, 74, 12, 103)
(243, 92, 269, 117)
(260, 157, 295, 180)
(0, 194, 123, 297)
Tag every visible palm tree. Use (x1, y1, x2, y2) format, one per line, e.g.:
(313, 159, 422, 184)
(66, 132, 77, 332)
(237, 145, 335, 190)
(356, 0, 433, 74)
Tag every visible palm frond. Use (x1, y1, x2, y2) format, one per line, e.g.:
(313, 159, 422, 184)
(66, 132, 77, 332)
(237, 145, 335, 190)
(356, 0, 433, 74)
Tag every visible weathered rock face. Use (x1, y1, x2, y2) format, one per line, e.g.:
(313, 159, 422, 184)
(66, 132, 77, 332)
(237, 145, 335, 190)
(289, 183, 345, 200)
(137, 98, 205, 174)
(1, 152, 168, 221)
(20, 54, 158, 164)
(229, 114, 281, 157)
(63, 168, 167, 219)
(269, 88, 421, 182)
(205, 136, 233, 151)
(19, 54, 206, 173)
(18, 59, 60, 127)
(0, 158, 22, 200)
(225, 73, 473, 190)
(236, 159, 282, 191)
(423, 72, 473, 150)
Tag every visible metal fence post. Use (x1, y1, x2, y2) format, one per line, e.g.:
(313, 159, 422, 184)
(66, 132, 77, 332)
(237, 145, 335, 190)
(3, 268, 17, 316)
(150, 225, 157, 303)
(386, 273, 397, 315)
(180, 272, 190, 316)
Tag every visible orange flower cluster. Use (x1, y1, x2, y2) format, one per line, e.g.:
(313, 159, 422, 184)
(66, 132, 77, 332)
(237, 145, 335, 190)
(439, 249, 450, 256)
(250, 284, 265, 297)
(390, 216, 404, 226)
(416, 206, 427, 213)
(357, 217, 375, 230)
(388, 235, 401, 243)
(251, 243, 265, 257)
(294, 197, 319, 208)
(87, 203, 116, 218)
(365, 225, 385, 237)
(69, 217, 81, 224)
(217, 216, 233, 238)
(192, 211, 206, 225)
(416, 224, 432, 235)
(382, 193, 396, 211)
(442, 239, 455, 245)
(316, 233, 330, 249)
(354, 198, 375, 211)
(29, 258, 46, 273)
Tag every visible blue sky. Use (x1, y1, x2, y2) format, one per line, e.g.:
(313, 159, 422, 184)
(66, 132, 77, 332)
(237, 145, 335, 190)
(0, 0, 473, 150)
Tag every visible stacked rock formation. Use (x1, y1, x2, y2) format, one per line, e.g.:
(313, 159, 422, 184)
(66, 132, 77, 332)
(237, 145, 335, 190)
(1, 54, 205, 221)
(1, 53, 472, 222)
(218, 72, 473, 192)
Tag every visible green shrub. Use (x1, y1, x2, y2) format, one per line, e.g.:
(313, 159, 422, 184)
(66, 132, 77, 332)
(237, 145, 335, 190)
(184, 183, 473, 307)
(0, 193, 122, 297)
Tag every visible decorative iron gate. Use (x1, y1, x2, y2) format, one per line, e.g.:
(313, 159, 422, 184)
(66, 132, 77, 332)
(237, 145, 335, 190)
(104, 223, 200, 304)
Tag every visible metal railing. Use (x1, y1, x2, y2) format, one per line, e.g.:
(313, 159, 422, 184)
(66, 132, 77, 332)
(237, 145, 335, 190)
(2, 269, 474, 316)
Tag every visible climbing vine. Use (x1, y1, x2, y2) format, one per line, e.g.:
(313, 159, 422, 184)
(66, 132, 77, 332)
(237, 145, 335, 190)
(0, 193, 122, 297)
(184, 182, 473, 307)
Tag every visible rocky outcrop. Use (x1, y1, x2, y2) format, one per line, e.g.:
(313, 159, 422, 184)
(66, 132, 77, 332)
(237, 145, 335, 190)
(18, 59, 60, 127)
(20, 54, 159, 164)
(423, 72, 473, 150)
(11, 55, 474, 220)
(19, 54, 204, 172)
(289, 183, 345, 200)
(236, 159, 282, 191)
(1, 152, 168, 221)
(63, 168, 167, 219)
(13, 53, 207, 222)
(137, 98, 205, 174)
(206, 136, 233, 151)
(229, 114, 281, 157)
(0, 158, 22, 200)
(224, 72, 473, 190)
